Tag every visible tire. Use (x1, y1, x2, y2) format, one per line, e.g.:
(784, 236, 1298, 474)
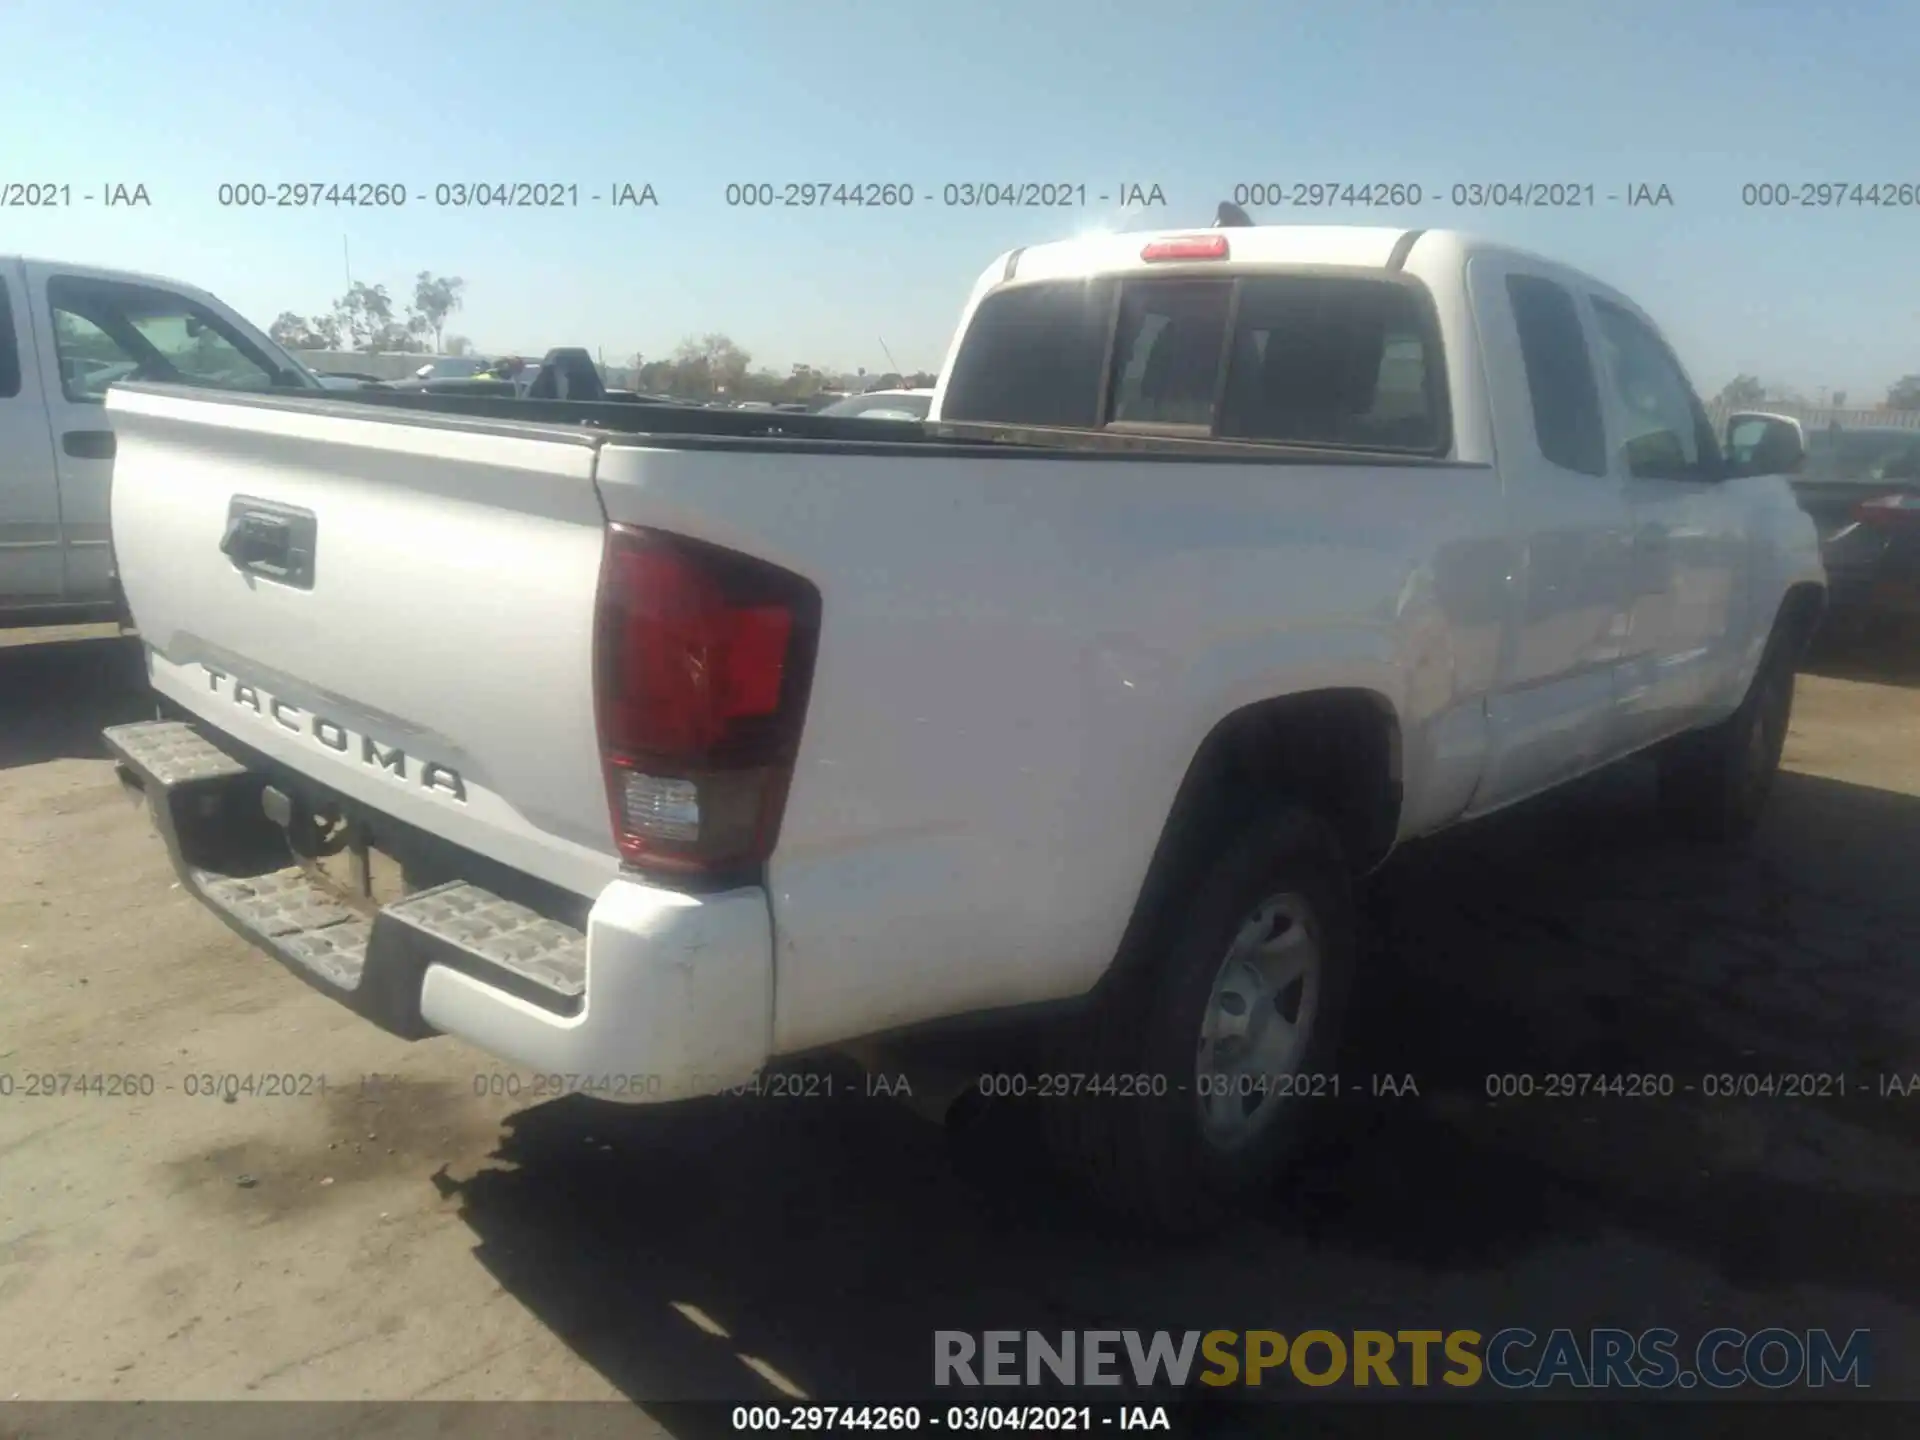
(1655, 625, 1799, 842)
(1042, 807, 1356, 1235)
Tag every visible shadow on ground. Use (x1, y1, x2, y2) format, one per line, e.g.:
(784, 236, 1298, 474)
(435, 759, 1919, 1427)
(0, 634, 150, 770)
(6, 623, 1910, 1431)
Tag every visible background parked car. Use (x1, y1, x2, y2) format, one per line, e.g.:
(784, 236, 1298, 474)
(409, 356, 495, 381)
(381, 357, 543, 397)
(1767, 419, 1920, 638)
(818, 388, 934, 420)
(2, 254, 326, 626)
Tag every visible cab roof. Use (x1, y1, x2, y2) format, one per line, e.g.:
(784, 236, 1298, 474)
(994, 223, 1574, 288)
(1005, 224, 1418, 282)
(6, 254, 219, 303)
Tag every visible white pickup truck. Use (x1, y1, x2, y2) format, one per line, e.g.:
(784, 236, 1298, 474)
(1, 256, 331, 626)
(101, 222, 1824, 1232)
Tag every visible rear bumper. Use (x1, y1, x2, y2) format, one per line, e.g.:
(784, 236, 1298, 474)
(1820, 528, 1920, 619)
(104, 719, 773, 1101)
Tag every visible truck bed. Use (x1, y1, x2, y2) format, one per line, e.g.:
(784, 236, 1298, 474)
(262, 382, 1480, 467)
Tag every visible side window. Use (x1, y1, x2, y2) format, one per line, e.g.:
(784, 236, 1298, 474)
(52, 311, 137, 400)
(1106, 280, 1232, 427)
(47, 277, 280, 403)
(1505, 274, 1607, 477)
(938, 279, 1116, 427)
(130, 310, 275, 389)
(0, 279, 20, 398)
(1216, 276, 1445, 452)
(1591, 299, 1720, 481)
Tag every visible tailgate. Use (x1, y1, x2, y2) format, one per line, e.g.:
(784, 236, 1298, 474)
(105, 385, 619, 898)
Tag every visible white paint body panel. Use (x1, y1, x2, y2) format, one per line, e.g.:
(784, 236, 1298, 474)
(0, 260, 65, 607)
(590, 442, 1508, 1052)
(105, 224, 1823, 1086)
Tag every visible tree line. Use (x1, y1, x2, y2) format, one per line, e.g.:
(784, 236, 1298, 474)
(266, 273, 934, 401)
(623, 334, 935, 402)
(1716, 374, 1920, 412)
(269, 273, 469, 355)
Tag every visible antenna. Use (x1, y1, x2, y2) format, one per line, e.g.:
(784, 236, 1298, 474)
(1213, 201, 1254, 228)
(878, 337, 902, 378)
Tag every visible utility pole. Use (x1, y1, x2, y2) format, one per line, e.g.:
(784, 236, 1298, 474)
(343, 236, 352, 290)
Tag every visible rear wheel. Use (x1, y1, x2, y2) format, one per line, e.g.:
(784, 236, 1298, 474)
(1656, 627, 1799, 841)
(1043, 807, 1356, 1235)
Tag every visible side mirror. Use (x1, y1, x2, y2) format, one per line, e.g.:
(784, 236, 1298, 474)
(1724, 411, 1806, 478)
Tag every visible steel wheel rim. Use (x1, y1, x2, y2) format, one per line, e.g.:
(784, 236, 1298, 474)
(1194, 891, 1323, 1152)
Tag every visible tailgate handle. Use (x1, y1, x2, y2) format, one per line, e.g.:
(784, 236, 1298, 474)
(221, 497, 317, 590)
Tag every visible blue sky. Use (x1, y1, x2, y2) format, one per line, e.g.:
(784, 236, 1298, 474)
(3, 0, 1915, 397)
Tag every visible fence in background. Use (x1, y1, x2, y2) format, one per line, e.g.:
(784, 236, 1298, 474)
(1704, 401, 1920, 434)
(291, 350, 904, 397)
(293, 350, 442, 380)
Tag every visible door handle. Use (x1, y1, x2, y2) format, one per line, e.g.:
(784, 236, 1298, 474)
(220, 514, 292, 567)
(62, 429, 116, 460)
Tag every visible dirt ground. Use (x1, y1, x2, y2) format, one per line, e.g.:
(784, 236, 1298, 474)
(1, 623, 1916, 1426)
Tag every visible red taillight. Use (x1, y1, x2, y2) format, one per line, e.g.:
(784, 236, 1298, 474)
(593, 525, 820, 876)
(1141, 234, 1230, 262)
(1851, 493, 1920, 529)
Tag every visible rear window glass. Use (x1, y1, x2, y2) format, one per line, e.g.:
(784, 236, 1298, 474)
(941, 272, 1446, 452)
(1107, 280, 1232, 427)
(1217, 277, 1442, 450)
(0, 279, 20, 399)
(939, 278, 1116, 427)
